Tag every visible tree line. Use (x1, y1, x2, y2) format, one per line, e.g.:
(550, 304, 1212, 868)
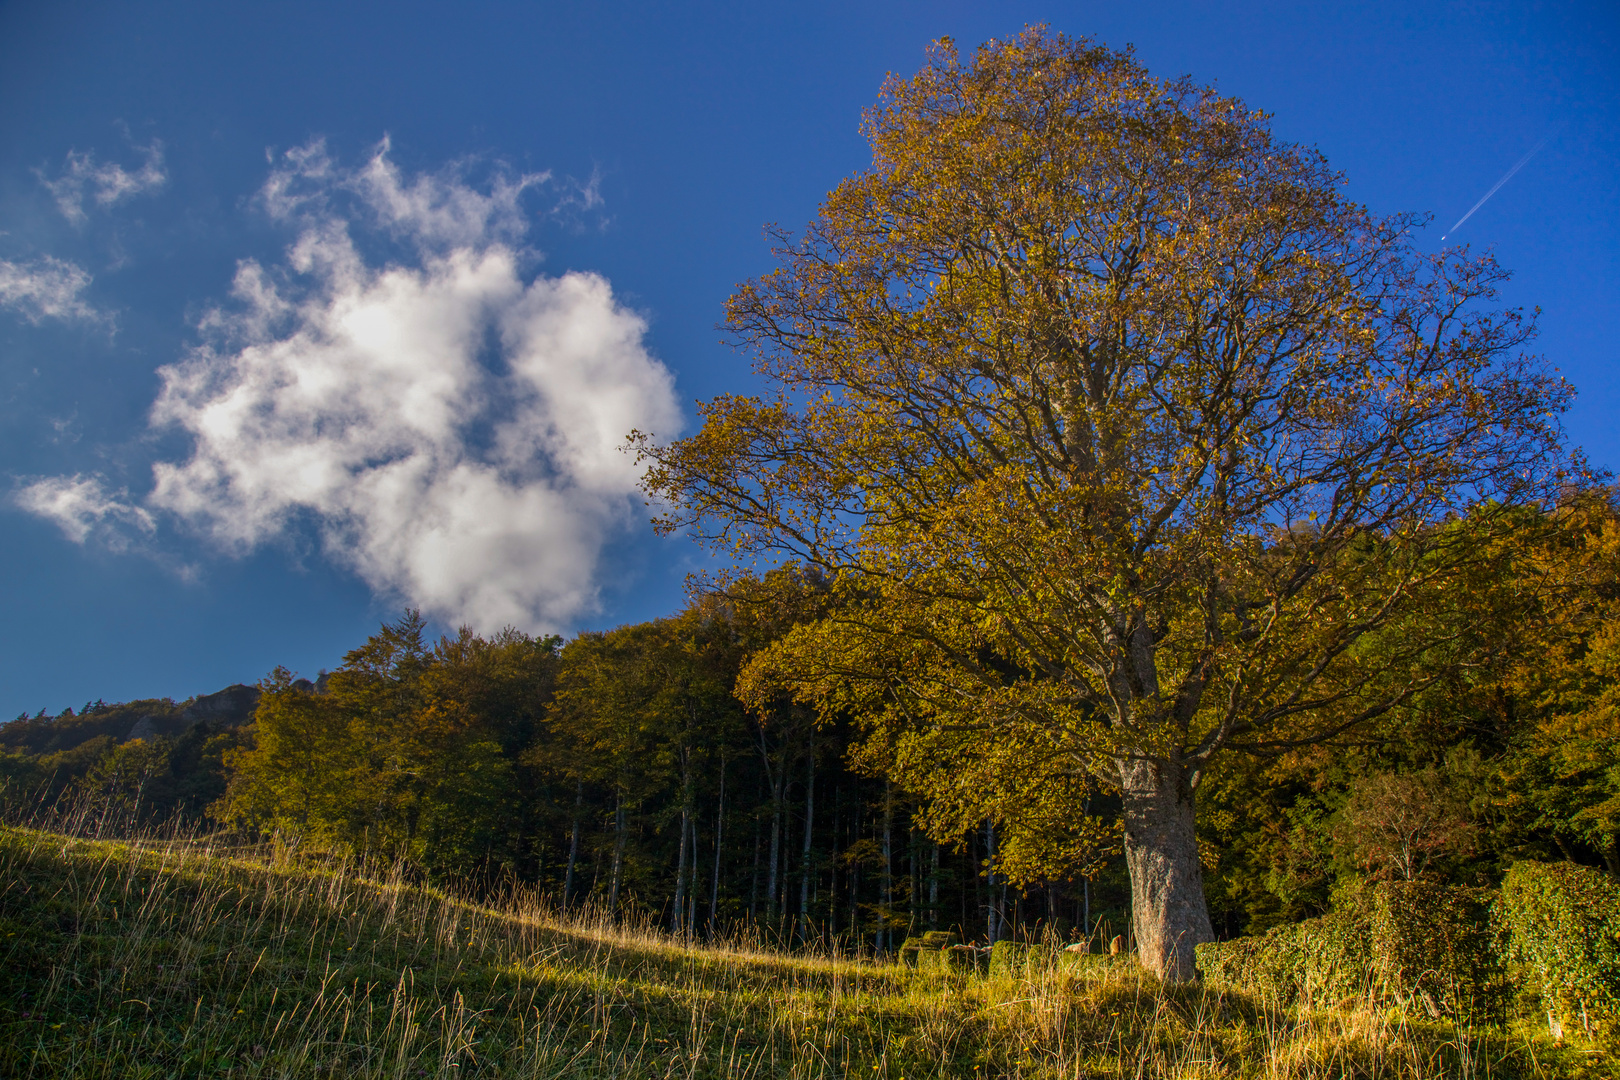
(3, 499, 1618, 956)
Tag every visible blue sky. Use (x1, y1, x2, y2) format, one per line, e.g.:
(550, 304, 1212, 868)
(1, 0, 1615, 718)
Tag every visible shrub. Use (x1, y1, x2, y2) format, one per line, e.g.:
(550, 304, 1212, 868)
(899, 930, 961, 970)
(1497, 860, 1620, 1040)
(1196, 896, 1371, 1006)
(1198, 882, 1505, 1017)
(989, 940, 1033, 977)
(1370, 880, 1504, 1019)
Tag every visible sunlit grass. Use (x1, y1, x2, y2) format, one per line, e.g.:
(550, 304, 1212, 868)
(0, 811, 1608, 1078)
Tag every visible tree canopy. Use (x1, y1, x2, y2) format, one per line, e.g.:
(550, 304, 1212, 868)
(640, 29, 1573, 980)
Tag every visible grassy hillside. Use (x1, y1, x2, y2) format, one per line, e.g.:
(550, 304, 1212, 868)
(0, 825, 1607, 1079)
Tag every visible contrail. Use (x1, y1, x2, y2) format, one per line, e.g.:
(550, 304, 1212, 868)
(1442, 125, 1563, 240)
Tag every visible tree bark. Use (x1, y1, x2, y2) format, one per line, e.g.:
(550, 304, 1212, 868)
(672, 748, 692, 934)
(686, 814, 699, 938)
(798, 744, 815, 944)
(708, 757, 725, 938)
(985, 819, 1000, 943)
(880, 782, 893, 955)
(928, 840, 939, 930)
(564, 778, 583, 907)
(748, 791, 762, 923)
(608, 790, 626, 915)
(1119, 758, 1213, 982)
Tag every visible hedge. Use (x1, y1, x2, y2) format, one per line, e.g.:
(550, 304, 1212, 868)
(1370, 880, 1504, 1019)
(1195, 893, 1372, 1006)
(989, 939, 1034, 977)
(1498, 860, 1620, 1040)
(900, 931, 976, 972)
(1196, 882, 1503, 1016)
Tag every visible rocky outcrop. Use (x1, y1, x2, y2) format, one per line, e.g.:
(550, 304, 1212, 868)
(180, 684, 261, 728)
(125, 715, 160, 742)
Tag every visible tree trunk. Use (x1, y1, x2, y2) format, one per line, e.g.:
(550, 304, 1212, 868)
(1118, 758, 1213, 983)
(908, 823, 919, 938)
(985, 819, 999, 943)
(564, 779, 583, 907)
(798, 745, 815, 944)
(767, 783, 783, 928)
(829, 785, 841, 935)
(686, 814, 699, 938)
(672, 807, 689, 934)
(749, 796, 761, 923)
(879, 782, 893, 956)
(708, 757, 725, 938)
(608, 790, 626, 915)
(673, 749, 692, 934)
(928, 841, 939, 930)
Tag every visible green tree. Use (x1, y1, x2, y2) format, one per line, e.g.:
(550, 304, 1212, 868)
(548, 609, 746, 918)
(214, 667, 351, 849)
(217, 615, 557, 878)
(641, 30, 1571, 979)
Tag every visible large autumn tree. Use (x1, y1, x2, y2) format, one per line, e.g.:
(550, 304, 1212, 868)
(640, 30, 1571, 980)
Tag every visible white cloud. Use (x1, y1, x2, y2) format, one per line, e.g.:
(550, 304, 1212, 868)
(0, 256, 106, 325)
(128, 140, 681, 633)
(39, 141, 167, 225)
(13, 474, 154, 546)
(261, 137, 545, 248)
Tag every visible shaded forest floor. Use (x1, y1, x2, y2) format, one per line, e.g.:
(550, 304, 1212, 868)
(0, 825, 1610, 1079)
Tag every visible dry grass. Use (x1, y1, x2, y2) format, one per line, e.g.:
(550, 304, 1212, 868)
(0, 816, 1609, 1079)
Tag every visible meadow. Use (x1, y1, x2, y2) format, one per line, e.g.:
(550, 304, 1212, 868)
(2, 812, 1610, 1080)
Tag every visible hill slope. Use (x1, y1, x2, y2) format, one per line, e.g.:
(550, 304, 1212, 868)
(0, 826, 1600, 1079)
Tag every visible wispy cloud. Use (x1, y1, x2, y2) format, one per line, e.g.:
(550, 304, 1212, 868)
(38, 140, 167, 225)
(18, 139, 679, 634)
(0, 256, 107, 326)
(13, 474, 155, 546)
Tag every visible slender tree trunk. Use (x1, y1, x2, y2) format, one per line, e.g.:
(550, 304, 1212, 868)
(879, 782, 893, 956)
(673, 749, 692, 934)
(686, 814, 699, 938)
(929, 841, 939, 930)
(968, 828, 980, 940)
(708, 757, 725, 938)
(985, 819, 999, 943)
(749, 800, 762, 923)
(672, 812, 689, 934)
(829, 785, 841, 936)
(1119, 757, 1213, 983)
(798, 744, 815, 944)
(564, 779, 583, 906)
(848, 820, 860, 947)
(908, 822, 919, 937)
(608, 790, 626, 915)
(767, 783, 783, 928)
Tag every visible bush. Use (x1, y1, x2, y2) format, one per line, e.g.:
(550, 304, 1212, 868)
(899, 930, 961, 969)
(1497, 860, 1620, 1040)
(1198, 882, 1505, 1017)
(1370, 881, 1504, 1019)
(988, 940, 1033, 977)
(1196, 895, 1371, 1006)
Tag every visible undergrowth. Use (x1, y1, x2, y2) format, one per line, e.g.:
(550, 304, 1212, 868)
(1, 823, 1611, 1078)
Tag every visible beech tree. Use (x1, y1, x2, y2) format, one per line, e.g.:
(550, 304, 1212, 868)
(640, 30, 1572, 979)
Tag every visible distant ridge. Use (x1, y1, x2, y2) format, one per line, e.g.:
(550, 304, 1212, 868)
(0, 683, 262, 756)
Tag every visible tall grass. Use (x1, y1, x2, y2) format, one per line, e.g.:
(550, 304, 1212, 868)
(0, 801, 1604, 1078)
